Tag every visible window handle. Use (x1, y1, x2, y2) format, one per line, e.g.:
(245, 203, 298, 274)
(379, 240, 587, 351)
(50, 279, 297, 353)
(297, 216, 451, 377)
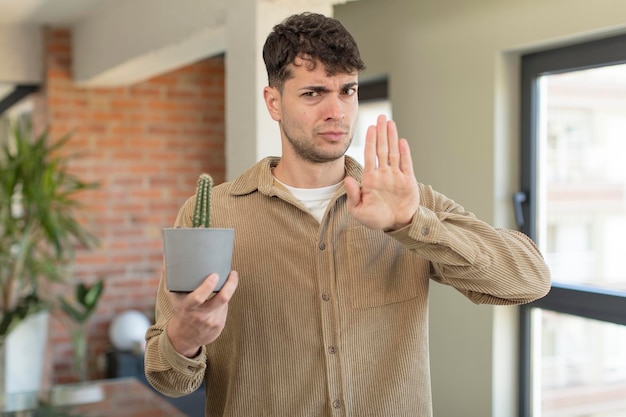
(513, 191, 528, 228)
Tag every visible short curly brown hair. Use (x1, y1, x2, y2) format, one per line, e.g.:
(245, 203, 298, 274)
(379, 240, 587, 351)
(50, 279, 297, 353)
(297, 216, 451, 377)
(263, 12, 366, 91)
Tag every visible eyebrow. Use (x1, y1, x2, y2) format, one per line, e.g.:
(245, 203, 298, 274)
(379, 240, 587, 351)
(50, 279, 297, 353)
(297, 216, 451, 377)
(302, 82, 359, 93)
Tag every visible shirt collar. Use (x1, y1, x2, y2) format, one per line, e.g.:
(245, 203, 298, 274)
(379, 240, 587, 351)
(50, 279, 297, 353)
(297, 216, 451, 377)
(229, 156, 364, 197)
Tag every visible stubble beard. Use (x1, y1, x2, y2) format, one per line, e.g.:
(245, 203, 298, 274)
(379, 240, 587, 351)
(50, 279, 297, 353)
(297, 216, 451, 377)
(282, 123, 354, 164)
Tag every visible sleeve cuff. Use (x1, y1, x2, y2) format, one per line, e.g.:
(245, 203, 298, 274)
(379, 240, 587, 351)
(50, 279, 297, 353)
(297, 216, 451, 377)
(387, 205, 441, 245)
(159, 327, 207, 376)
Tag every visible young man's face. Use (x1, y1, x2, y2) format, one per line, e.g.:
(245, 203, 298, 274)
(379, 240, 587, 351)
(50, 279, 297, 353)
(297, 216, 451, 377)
(265, 57, 359, 164)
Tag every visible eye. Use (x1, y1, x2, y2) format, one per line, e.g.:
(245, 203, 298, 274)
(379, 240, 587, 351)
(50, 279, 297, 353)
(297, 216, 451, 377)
(343, 87, 357, 96)
(302, 91, 320, 97)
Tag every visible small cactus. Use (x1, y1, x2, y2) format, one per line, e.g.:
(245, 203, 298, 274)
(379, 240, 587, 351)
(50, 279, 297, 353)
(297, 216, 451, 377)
(192, 173, 213, 228)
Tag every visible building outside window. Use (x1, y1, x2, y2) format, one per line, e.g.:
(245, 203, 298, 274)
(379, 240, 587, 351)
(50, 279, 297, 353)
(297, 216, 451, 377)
(519, 35, 626, 417)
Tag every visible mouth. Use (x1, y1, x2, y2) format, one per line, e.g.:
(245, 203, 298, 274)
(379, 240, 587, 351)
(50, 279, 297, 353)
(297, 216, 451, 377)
(318, 131, 348, 142)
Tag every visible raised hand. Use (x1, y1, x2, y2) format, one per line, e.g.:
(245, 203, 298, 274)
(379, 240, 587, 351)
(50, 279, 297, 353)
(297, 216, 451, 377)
(166, 271, 239, 357)
(345, 115, 420, 231)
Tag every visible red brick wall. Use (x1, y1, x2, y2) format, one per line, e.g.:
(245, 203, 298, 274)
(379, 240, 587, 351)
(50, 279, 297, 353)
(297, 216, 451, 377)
(35, 28, 226, 383)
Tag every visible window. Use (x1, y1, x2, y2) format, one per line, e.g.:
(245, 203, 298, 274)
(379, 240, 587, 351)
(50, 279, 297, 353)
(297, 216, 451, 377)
(519, 34, 626, 417)
(348, 78, 391, 165)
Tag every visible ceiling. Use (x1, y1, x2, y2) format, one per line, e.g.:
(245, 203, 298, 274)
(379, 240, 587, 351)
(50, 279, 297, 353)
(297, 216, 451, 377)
(0, 0, 109, 25)
(0, 0, 143, 114)
(0, 0, 348, 115)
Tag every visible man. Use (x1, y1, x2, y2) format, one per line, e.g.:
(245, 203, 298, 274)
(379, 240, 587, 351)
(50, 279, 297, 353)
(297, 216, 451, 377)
(145, 12, 550, 417)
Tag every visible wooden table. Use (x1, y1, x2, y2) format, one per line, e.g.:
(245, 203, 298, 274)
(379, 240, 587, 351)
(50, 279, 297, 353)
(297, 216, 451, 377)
(0, 377, 189, 416)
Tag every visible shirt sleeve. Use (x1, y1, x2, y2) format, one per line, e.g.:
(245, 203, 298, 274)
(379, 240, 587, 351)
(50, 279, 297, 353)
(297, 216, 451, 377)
(387, 183, 551, 305)
(144, 196, 207, 397)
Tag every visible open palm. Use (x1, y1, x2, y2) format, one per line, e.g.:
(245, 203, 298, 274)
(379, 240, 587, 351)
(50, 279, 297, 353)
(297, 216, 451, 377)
(345, 115, 421, 231)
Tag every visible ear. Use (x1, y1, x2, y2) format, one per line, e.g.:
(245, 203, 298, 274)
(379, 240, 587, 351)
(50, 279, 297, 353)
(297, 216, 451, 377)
(264, 86, 281, 122)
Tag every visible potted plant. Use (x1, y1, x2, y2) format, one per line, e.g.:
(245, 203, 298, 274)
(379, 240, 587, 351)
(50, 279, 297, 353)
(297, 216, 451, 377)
(58, 279, 105, 382)
(162, 173, 234, 292)
(0, 121, 99, 395)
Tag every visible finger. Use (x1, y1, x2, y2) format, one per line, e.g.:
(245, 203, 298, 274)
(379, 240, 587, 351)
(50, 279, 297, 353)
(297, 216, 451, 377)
(190, 273, 220, 303)
(376, 115, 389, 168)
(363, 125, 377, 173)
(387, 119, 400, 167)
(208, 270, 239, 308)
(398, 138, 415, 176)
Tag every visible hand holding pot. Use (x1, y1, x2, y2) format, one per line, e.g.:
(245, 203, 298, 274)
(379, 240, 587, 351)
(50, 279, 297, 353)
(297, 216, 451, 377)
(165, 271, 239, 358)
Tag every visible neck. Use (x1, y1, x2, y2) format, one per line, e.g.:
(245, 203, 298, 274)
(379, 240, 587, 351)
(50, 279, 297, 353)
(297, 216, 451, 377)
(273, 155, 345, 188)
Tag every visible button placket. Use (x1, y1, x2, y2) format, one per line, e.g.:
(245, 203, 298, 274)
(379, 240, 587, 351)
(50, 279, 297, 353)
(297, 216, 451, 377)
(317, 224, 344, 417)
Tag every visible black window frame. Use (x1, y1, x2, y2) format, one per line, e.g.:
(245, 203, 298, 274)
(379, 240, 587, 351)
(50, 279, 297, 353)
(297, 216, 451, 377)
(0, 85, 39, 116)
(358, 77, 388, 103)
(518, 33, 626, 417)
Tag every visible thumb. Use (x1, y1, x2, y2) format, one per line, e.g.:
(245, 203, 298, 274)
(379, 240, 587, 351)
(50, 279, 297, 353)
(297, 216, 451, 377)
(344, 176, 361, 209)
(193, 273, 219, 300)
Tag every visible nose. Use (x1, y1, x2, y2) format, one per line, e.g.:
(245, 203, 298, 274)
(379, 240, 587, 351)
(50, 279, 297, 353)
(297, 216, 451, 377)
(324, 95, 345, 121)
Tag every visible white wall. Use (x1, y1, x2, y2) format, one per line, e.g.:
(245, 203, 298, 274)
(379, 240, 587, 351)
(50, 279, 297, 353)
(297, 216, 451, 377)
(0, 25, 42, 84)
(335, 1, 626, 416)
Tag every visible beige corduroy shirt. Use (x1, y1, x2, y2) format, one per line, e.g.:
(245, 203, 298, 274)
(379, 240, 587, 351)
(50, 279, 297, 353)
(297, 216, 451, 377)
(145, 156, 550, 417)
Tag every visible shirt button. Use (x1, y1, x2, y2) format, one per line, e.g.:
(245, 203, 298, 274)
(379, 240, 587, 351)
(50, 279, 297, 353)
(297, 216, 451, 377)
(322, 293, 330, 301)
(332, 400, 341, 409)
(319, 242, 326, 250)
(328, 346, 337, 354)
(421, 226, 430, 236)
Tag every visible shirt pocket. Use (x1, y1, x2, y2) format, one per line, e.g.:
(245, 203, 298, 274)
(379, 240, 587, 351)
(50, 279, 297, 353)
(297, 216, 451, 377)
(336, 226, 422, 309)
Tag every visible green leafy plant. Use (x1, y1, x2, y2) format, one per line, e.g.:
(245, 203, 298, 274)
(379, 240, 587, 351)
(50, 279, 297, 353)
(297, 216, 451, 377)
(192, 173, 213, 228)
(0, 121, 99, 342)
(58, 279, 104, 381)
(59, 280, 104, 325)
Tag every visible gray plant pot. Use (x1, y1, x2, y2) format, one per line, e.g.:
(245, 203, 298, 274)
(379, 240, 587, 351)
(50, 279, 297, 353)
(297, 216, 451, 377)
(162, 228, 235, 292)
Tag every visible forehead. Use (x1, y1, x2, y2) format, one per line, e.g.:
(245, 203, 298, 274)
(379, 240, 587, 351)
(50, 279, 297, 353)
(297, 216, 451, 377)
(285, 58, 358, 88)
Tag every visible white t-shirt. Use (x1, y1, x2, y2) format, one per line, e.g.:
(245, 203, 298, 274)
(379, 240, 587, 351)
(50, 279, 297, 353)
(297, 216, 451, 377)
(274, 177, 342, 223)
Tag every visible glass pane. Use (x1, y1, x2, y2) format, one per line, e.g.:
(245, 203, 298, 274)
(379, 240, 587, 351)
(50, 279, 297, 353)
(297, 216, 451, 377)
(347, 99, 392, 165)
(537, 64, 626, 292)
(533, 309, 626, 417)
